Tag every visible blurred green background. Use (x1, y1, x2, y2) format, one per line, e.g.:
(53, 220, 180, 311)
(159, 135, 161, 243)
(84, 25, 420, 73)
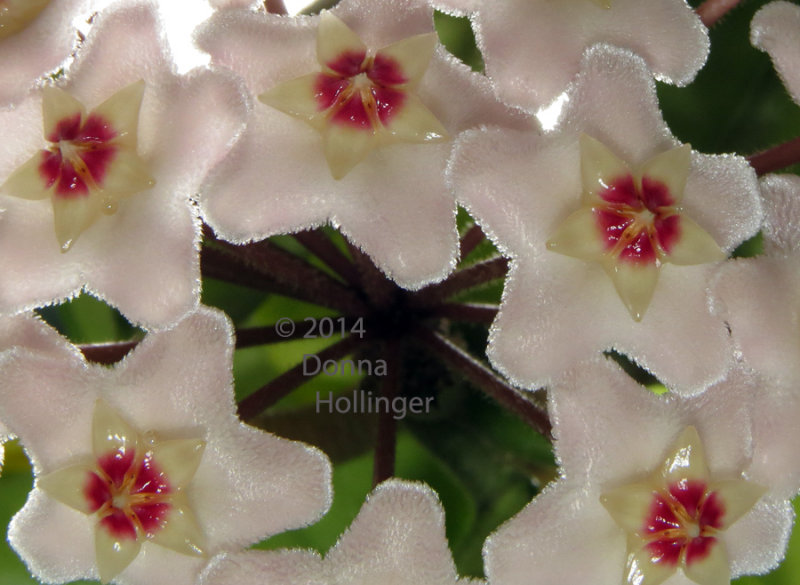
(2, 0, 800, 583)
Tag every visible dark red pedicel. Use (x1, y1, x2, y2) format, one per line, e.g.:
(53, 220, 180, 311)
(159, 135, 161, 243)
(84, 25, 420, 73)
(642, 482, 725, 567)
(85, 448, 172, 541)
(314, 48, 409, 130)
(38, 113, 118, 198)
(595, 174, 682, 264)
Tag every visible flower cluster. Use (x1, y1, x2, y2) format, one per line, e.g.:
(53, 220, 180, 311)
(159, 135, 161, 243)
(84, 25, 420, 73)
(0, 1, 798, 585)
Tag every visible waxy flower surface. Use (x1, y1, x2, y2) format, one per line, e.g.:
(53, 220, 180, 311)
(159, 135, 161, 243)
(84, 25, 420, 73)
(0, 306, 332, 585)
(0, 0, 93, 106)
(751, 1, 800, 107)
(0, 311, 91, 475)
(449, 46, 761, 395)
(483, 359, 794, 585)
(199, 479, 479, 585)
(196, 0, 523, 289)
(0, 0, 246, 329)
(714, 174, 800, 386)
(431, 0, 709, 112)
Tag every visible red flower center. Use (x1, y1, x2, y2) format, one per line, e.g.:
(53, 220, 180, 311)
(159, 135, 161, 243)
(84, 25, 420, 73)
(594, 174, 681, 265)
(314, 50, 407, 131)
(39, 112, 118, 198)
(642, 479, 725, 567)
(84, 447, 172, 540)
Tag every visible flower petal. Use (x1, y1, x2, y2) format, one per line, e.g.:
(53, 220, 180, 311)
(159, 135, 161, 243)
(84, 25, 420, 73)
(604, 259, 659, 322)
(37, 463, 96, 514)
(92, 398, 139, 461)
(665, 215, 724, 266)
(637, 144, 691, 205)
(626, 539, 677, 585)
(601, 482, 658, 535)
(95, 149, 156, 199)
(91, 79, 146, 149)
(323, 123, 374, 179)
(709, 480, 766, 529)
(0, 0, 89, 106)
(95, 523, 142, 584)
(259, 73, 324, 124)
(199, 549, 325, 585)
(326, 480, 458, 582)
(382, 93, 448, 143)
(458, 0, 709, 111)
(42, 85, 86, 141)
(374, 33, 438, 87)
(1, 152, 51, 200)
(149, 493, 206, 556)
(546, 207, 606, 262)
(751, 1, 800, 106)
(149, 438, 206, 490)
(659, 426, 710, 486)
(316, 11, 366, 74)
(682, 537, 730, 585)
(580, 133, 632, 203)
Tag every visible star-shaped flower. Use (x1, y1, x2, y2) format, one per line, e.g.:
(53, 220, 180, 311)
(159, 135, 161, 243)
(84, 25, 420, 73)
(449, 46, 762, 395)
(3, 81, 154, 250)
(195, 0, 523, 289)
(0, 306, 332, 585)
(0, 0, 94, 106)
(483, 359, 794, 585)
(431, 0, 709, 112)
(548, 134, 723, 320)
(38, 400, 207, 583)
(261, 11, 448, 179)
(601, 426, 764, 585)
(0, 0, 246, 329)
(198, 479, 479, 585)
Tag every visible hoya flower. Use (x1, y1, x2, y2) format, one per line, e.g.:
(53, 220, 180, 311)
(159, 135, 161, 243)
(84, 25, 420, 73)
(199, 479, 479, 585)
(195, 0, 522, 289)
(0, 0, 94, 106)
(751, 1, 800, 107)
(0, 0, 246, 329)
(713, 174, 800, 386)
(449, 45, 761, 395)
(484, 358, 794, 585)
(431, 0, 709, 112)
(0, 306, 332, 585)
